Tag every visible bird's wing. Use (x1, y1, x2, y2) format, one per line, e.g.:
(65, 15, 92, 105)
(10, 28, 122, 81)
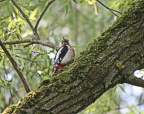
(54, 45, 68, 65)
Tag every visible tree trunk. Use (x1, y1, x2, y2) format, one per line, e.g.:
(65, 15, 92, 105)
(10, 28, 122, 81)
(3, 0, 144, 113)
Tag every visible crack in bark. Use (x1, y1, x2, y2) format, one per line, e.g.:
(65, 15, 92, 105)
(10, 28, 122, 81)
(58, 89, 104, 114)
(36, 67, 102, 113)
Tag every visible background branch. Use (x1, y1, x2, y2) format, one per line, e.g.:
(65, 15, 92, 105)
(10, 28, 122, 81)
(35, 0, 55, 31)
(10, 0, 40, 40)
(97, 0, 122, 17)
(0, 16, 10, 20)
(0, 0, 5, 2)
(2, 39, 59, 50)
(0, 41, 30, 93)
(10, 0, 56, 47)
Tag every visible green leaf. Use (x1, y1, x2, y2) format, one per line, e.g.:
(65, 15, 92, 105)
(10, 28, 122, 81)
(0, 28, 2, 35)
(65, 5, 69, 16)
(29, 8, 38, 20)
(8, 21, 13, 30)
(32, 53, 41, 61)
(119, 85, 127, 94)
(73, 0, 78, 3)
(0, 78, 6, 87)
(0, 57, 5, 66)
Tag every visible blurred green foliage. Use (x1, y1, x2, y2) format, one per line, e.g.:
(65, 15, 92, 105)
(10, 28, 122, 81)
(0, 0, 143, 113)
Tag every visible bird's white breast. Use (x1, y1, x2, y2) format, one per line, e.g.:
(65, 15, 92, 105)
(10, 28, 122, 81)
(61, 45, 75, 64)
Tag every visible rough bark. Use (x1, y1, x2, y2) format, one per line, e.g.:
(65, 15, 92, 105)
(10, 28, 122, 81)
(2, 0, 144, 113)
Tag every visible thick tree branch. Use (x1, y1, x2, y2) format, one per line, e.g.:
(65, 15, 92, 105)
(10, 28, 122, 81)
(35, 0, 55, 31)
(123, 76, 144, 88)
(2, 39, 59, 50)
(0, 41, 30, 93)
(10, 0, 40, 40)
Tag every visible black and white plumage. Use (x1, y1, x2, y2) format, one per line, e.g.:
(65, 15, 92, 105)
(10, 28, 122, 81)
(53, 38, 75, 73)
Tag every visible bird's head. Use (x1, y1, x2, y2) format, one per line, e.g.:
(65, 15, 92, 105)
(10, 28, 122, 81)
(62, 37, 69, 45)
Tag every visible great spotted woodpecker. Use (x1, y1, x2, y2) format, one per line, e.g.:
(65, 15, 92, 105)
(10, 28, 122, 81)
(53, 37, 75, 74)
